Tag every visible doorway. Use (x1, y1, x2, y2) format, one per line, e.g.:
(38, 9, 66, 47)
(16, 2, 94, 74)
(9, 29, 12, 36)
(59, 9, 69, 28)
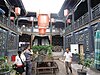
(79, 44, 84, 63)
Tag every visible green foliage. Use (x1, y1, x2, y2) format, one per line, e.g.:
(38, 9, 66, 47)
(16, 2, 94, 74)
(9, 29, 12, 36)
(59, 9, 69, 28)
(77, 54, 93, 71)
(32, 45, 53, 55)
(84, 58, 93, 67)
(0, 56, 10, 72)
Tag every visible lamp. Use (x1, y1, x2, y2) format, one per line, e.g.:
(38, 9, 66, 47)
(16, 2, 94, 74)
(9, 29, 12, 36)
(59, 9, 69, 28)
(64, 9, 69, 16)
(38, 14, 49, 35)
(39, 28, 46, 35)
(38, 14, 49, 27)
(67, 19, 71, 24)
(15, 7, 21, 15)
(10, 17, 14, 21)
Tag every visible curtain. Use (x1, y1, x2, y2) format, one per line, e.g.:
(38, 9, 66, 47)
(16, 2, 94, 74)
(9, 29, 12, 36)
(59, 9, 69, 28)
(95, 30, 100, 70)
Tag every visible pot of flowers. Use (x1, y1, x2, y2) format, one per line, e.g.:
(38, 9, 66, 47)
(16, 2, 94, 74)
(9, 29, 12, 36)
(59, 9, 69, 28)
(77, 54, 93, 75)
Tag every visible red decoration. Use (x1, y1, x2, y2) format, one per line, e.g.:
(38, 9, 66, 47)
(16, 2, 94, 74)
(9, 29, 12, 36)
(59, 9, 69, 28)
(15, 7, 21, 15)
(64, 9, 69, 16)
(38, 14, 49, 27)
(38, 14, 49, 35)
(67, 19, 71, 23)
(39, 28, 46, 35)
(10, 17, 14, 20)
(11, 55, 16, 62)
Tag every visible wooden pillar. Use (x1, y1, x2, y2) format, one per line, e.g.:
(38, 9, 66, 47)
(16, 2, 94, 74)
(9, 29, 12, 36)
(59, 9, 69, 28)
(63, 35, 66, 52)
(8, 8, 11, 27)
(17, 35, 19, 50)
(50, 14, 52, 45)
(72, 10, 75, 25)
(87, 0, 92, 21)
(31, 35, 34, 48)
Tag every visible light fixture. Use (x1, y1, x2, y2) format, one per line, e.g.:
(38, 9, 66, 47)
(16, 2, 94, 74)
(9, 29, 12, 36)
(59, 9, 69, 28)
(64, 9, 69, 16)
(10, 17, 14, 20)
(51, 18, 55, 23)
(38, 14, 49, 27)
(67, 19, 71, 24)
(15, 7, 21, 15)
(38, 14, 49, 35)
(22, 25, 25, 27)
(39, 28, 46, 35)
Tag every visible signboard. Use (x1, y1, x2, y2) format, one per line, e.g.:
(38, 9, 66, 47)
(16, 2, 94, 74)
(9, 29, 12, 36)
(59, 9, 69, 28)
(70, 44, 79, 54)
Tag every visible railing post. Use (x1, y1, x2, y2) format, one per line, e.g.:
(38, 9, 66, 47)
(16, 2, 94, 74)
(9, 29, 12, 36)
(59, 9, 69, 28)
(8, 8, 11, 27)
(31, 18, 34, 47)
(72, 10, 74, 31)
(63, 35, 66, 52)
(87, 0, 92, 21)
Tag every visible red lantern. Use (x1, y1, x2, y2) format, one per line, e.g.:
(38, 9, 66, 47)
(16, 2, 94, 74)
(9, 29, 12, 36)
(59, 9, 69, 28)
(39, 28, 46, 35)
(15, 7, 21, 15)
(38, 14, 49, 27)
(10, 17, 14, 20)
(67, 19, 71, 24)
(64, 9, 69, 16)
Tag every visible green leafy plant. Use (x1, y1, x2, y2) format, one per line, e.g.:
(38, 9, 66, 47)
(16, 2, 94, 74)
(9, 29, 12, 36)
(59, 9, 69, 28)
(0, 56, 10, 72)
(78, 54, 93, 71)
(32, 45, 53, 55)
(32, 45, 53, 61)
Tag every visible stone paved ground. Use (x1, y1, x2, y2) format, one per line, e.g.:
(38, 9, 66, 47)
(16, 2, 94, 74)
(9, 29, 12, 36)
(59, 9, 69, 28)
(11, 59, 100, 75)
(35, 60, 76, 75)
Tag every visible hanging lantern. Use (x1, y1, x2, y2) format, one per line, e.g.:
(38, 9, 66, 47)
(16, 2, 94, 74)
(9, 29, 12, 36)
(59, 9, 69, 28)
(39, 28, 46, 35)
(38, 14, 49, 27)
(29, 17, 34, 21)
(10, 17, 14, 20)
(51, 18, 55, 23)
(15, 7, 21, 15)
(67, 19, 71, 24)
(64, 9, 69, 16)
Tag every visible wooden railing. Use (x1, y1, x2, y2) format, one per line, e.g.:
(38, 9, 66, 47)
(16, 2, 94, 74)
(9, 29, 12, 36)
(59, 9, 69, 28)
(0, 15, 17, 32)
(0, 15, 8, 26)
(92, 3, 100, 19)
(82, 12, 90, 25)
(65, 3, 100, 34)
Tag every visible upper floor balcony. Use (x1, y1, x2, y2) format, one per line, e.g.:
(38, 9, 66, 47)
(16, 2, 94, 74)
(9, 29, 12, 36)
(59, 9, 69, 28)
(0, 14, 17, 32)
(65, 3, 100, 34)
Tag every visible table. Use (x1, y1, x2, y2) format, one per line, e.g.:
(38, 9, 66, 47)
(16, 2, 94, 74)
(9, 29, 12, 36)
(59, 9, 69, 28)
(33, 60, 58, 75)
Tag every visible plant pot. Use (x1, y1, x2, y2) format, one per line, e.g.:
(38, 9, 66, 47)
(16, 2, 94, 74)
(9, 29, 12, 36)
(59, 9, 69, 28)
(77, 69, 87, 75)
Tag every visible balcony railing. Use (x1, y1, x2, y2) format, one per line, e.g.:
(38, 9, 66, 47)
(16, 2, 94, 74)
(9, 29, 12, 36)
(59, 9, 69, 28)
(82, 12, 90, 25)
(92, 3, 100, 19)
(0, 15, 17, 32)
(66, 25, 72, 34)
(65, 3, 100, 34)
(0, 15, 8, 26)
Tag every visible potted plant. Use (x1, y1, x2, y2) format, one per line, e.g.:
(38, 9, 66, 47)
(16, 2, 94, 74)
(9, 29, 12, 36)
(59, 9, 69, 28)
(46, 45, 53, 59)
(32, 45, 53, 61)
(77, 54, 93, 75)
(0, 56, 11, 75)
